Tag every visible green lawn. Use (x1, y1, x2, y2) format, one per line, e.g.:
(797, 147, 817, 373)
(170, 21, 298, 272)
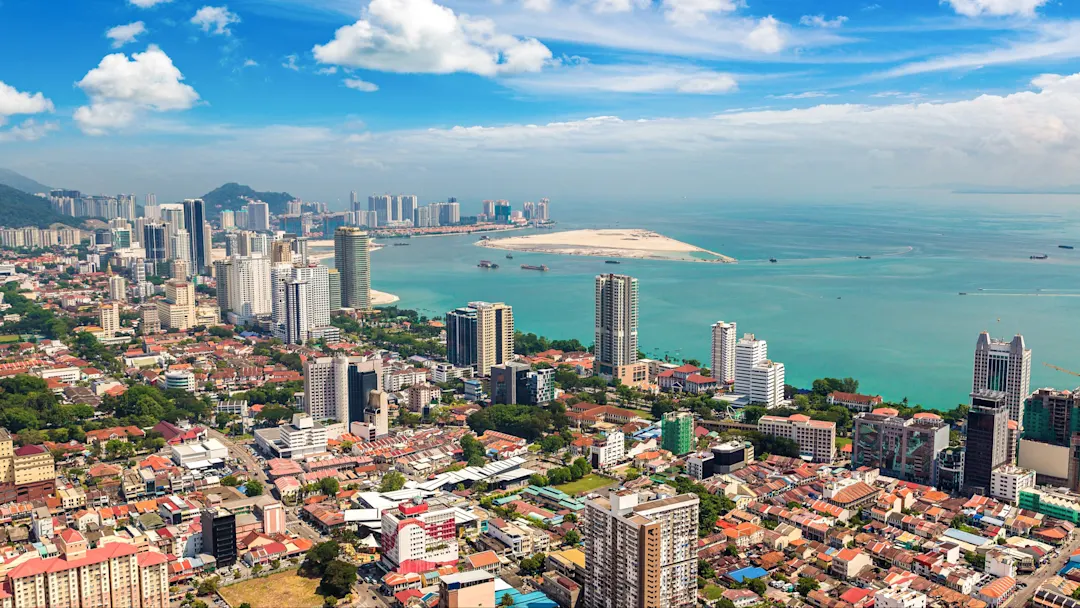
(703, 585, 726, 601)
(836, 437, 852, 448)
(554, 474, 617, 495)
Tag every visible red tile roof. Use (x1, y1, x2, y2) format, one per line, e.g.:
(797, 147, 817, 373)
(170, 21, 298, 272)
(9, 543, 139, 579)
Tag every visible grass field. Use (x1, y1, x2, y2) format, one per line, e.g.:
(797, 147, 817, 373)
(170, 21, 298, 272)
(219, 571, 322, 608)
(703, 584, 726, 601)
(835, 437, 852, 448)
(554, 474, 617, 495)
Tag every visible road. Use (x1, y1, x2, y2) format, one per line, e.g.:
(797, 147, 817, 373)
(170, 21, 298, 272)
(207, 429, 268, 485)
(1006, 532, 1080, 607)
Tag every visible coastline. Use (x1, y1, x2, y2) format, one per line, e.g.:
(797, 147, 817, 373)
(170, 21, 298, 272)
(477, 228, 736, 263)
(371, 289, 399, 306)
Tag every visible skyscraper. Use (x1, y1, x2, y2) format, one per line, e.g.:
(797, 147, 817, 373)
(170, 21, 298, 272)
(171, 228, 191, 271)
(661, 411, 694, 456)
(225, 254, 272, 322)
(369, 194, 393, 225)
(183, 198, 207, 274)
(214, 259, 232, 318)
(1017, 388, 1080, 490)
(494, 201, 511, 224)
(333, 227, 371, 310)
(304, 354, 382, 424)
(734, 334, 767, 396)
(584, 491, 699, 608)
(246, 201, 270, 231)
(220, 209, 235, 229)
(446, 301, 514, 376)
(710, 321, 737, 386)
(99, 302, 120, 336)
(973, 332, 1031, 423)
(201, 508, 237, 567)
(284, 279, 309, 345)
(963, 390, 1010, 495)
(143, 223, 167, 263)
(594, 274, 638, 378)
(327, 268, 341, 311)
(108, 275, 127, 302)
(399, 195, 418, 223)
(350, 191, 360, 212)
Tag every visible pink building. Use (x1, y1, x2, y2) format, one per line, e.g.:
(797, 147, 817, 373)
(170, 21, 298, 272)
(381, 500, 458, 574)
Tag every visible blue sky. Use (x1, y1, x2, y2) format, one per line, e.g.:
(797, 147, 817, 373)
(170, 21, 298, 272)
(1, 0, 1080, 205)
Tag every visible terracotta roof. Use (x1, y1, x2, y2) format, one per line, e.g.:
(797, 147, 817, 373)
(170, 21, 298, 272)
(467, 550, 501, 568)
(9, 543, 139, 579)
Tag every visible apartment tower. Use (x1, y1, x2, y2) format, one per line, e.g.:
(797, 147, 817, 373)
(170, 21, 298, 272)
(594, 274, 639, 378)
(710, 321, 737, 386)
(973, 332, 1031, 423)
(333, 227, 371, 310)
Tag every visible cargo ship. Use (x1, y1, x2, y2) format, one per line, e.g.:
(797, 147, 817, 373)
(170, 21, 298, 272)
(857, 256, 871, 260)
(605, 260, 621, 264)
(506, 254, 513, 259)
(521, 264, 549, 271)
(1060, 245, 1074, 249)
(1030, 254, 1049, 260)
(769, 258, 778, 263)
(478, 260, 499, 269)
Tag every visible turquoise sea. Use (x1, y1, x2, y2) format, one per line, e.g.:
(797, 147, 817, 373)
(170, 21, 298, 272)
(324, 201, 1080, 409)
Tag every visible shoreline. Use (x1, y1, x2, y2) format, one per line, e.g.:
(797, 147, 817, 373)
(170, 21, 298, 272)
(477, 228, 736, 263)
(371, 289, 399, 306)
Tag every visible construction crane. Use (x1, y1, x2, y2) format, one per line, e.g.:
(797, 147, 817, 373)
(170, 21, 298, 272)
(1044, 362, 1080, 377)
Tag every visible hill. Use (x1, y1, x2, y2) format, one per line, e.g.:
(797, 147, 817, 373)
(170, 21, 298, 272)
(202, 183, 295, 214)
(0, 168, 51, 195)
(0, 184, 73, 228)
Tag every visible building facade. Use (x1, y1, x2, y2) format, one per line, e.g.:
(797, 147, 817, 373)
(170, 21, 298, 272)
(964, 390, 1010, 495)
(852, 409, 950, 485)
(758, 415, 836, 463)
(333, 227, 371, 310)
(382, 500, 458, 574)
(973, 332, 1031, 423)
(711, 321, 737, 386)
(446, 302, 514, 376)
(661, 412, 694, 456)
(594, 274, 638, 379)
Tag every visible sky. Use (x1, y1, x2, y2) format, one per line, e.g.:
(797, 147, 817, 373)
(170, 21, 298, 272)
(2, 0, 1080, 206)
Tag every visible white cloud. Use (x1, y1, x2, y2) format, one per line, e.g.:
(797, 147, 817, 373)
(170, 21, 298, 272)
(505, 63, 737, 95)
(283, 54, 301, 71)
(344, 78, 379, 92)
(769, 91, 837, 99)
(522, 0, 552, 12)
(106, 22, 147, 48)
(871, 91, 924, 99)
(191, 6, 240, 36)
(129, 0, 172, 7)
(312, 0, 553, 76)
(316, 66, 338, 75)
(0, 119, 58, 143)
(74, 45, 200, 135)
(799, 14, 848, 28)
(743, 16, 785, 53)
(590, 0, 649, 14)
(943, 0, 1048, 17)
(242, 59, 259, 68)
(662, 0, 738, 26)
(0, 81, 54, 125)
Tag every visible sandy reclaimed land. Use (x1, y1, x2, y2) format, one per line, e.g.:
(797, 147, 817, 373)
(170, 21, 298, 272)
(478, 228, 735, 263)
(371, 289, 399, 306)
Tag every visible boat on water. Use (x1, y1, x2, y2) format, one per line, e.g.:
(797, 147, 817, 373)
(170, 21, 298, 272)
(959, 292, 968, 295)
(478, 235, 490, 241)
(605, 260, 621, 264)
(769, 258, 778, 263)
(393, 243, 410, 246)
(521, 264, 549, 271)
(505, 254, 513, 259)
(1031, 254, 1049, 260)
(1060, 245, 1075, 249)
(478, 260, 499, 269)
(857, 256, 871, 260)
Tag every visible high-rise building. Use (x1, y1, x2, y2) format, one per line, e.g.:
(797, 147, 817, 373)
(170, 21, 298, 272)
(963, 390, 1010, 495)
(758, 415, 836, 463)
(710, 321, 737, 386)
(183, 198, 207, 274)
(446, 301, 514, 376)
(748, 360, 785, 407)
(1017, 388, 1080, 489)
(350, 190, 360, 212)
(327, 268, 341, 311)
(399, 195, 418, 223)
(99, 301, 120, 336)
(292, 263, 331, 328)
(661, 411, 694, 456)
(108, 274, 127, 302)
(220, 209, 235, 230)
(489, 363, 553, 406)
(369, 194, 393, 225)
(140, 305, 160, 335)
(973, 332, 1031, 423)
(214, 259, 232, 318)
(382, 500, 459, 574)
(334, 227, 371, 310)
(201, 507, 238, 567)
(143, 222, 167, 262)
(494, 201, 511, 224)
(157, 280, 196, 331)
(246, 201, 270, 231)
(284, 279, 309, 345)
(537, 198, 550, 222)
(304, 355, 382, 424)
(595, 274, 638, 378)
(225, 254, 272, 323)
(171, 228, 191, 270)
(734, 334, 767, 396)
(852, 409, 950, 486)
(481, 200, 496, 218)
(584, 491, 699, 608)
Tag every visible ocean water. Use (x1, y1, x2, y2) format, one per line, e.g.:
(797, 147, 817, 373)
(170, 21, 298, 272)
(323, 201, 1080, 409)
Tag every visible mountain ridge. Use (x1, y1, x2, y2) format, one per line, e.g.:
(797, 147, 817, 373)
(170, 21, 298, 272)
(201, 183, 295, 214)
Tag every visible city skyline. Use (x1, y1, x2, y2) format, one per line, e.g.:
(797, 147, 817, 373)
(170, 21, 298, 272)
(3, 2, 1080, 202)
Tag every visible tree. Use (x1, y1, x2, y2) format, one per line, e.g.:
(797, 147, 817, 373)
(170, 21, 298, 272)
(500, 595, 515, 607)
(460, 434, 487, 467)
(564, 529, 580, 545)
(724, 544, 739, 557)
(319, 477, 340, 497)
(318, 560, 357, 599)
(196, 577, 219, 596)
(251, 563, 263, 575)
(539, 434, 564, 454)
(302, 541, 340, 577)
(519, 553, 547, 576)
(244, 480, 264, 497)
(380, 471, 406, 492)
(548, 467, 571, 485)
(698, 559, 715, 580)
(797, 577, 819, 597)
(220, 475, 240, 487)
(717, 600, 736, 608)
(239, 604, 253, 608)
(748, 578, 767, 595)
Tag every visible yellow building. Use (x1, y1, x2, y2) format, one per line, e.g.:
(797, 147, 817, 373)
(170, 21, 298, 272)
(156, 280, 196, 331)
(13, 445, 54, 486)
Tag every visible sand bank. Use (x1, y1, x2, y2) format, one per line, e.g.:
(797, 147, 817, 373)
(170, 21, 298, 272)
(371, 289, 400, 306)
(477, 229, 735, 263)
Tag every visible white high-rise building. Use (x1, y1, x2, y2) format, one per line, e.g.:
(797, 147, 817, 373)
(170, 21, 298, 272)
(270, 263, 293, 327)
(226, 254, 272, 322)
(304, 355, 382, 424)
(973, 332, 1032, 423)
(171, 228, 191, 269)
(734, 334, 767, 396)
(589, 429, 625, 471)
(246, 201, 270, 231)
(108, 275, 127, 302)
(220, 209, 235, 230)
(758, 415, 836, 463)
(292, 263, 330, 328)
(369, 194, 393, 225)
(99, 302, 121, 337)
(284, 279, 309, 345)
(710, 321, 737, 385)
(749, 360, 785, 407)
(595, 274, 639, 378)
(584, 491, 699, 608)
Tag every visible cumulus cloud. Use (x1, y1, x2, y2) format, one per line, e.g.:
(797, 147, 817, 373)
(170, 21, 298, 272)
(106, 22, 147, 48)
(590, 0, 649, 13)
(943, 0, 1048, 17)
(191, 6, 240, 36)
(242, 59, 259, 68)
(523, 0, 552, 11)
(316, 66, 338, 75)
(283, 55, 301, 71)
(312, 0, 552, 76)
(505, 63, 737, 95)
(129, 0, 172, 7)
(344, 78, 379, 92)
(74, 45, 200, 135)
(0, 82, 54, 124)
(743, 16, 785, 53)
(0, 119, 58, 142)
(662, 0, 738, 26)
(769, 91, 837, 99)
(799, 14, 848, 28)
